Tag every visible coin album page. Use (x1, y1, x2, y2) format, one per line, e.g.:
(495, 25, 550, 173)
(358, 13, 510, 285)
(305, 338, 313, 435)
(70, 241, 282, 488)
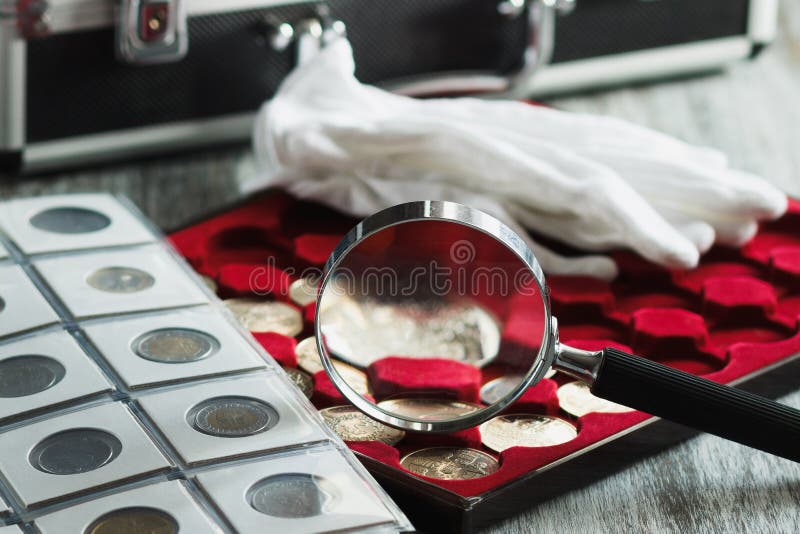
(0, 194, 411, 533)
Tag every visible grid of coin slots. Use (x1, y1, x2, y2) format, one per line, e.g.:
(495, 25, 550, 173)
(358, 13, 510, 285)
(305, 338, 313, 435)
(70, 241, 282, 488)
(169, 191, 800, 501)
(0, 194, 411, 534)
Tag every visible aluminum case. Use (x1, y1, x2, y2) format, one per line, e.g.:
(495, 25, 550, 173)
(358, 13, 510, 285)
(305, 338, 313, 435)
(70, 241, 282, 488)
(0, 0, 779, 174)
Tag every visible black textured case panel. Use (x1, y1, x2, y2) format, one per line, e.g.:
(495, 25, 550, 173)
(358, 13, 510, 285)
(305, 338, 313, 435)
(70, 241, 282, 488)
(552, 0, 750, 63)
(25, 0, 529, 143)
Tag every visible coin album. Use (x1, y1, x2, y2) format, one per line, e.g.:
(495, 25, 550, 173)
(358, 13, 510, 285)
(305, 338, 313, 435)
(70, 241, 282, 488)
(167, 191, 800, 533)
(0, 194, 411, 533)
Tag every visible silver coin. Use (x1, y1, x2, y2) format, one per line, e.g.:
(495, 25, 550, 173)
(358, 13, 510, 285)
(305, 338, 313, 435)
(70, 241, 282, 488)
(29, 428, 122, 475)
(320, 406, 405, 445)
(248, 473, 338, 518)
(0, 355, 66, 398)
(283, 367, 314, 399)
(400, 447, 499, 480)
(87, 267, 155, 294)
(480, 370, 556, 405)
(190, 396, 279, 437)
(557, 381, 634, 417)
(132, 328, 219, 363)
(480, 414, 577, 453)
(295, 337, 370, 395)
(224, 299, 303, 336)
(318, 294, 501, 368)
(289, 277, 319, 307)
(29, 207, 111, 234)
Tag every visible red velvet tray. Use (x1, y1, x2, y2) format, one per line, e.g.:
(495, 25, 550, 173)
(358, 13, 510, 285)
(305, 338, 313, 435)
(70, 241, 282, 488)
(170, 191, 800, 533)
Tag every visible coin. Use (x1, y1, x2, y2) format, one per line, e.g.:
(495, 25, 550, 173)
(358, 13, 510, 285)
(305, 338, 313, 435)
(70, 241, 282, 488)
(87, 266, 155, 293)
(283, 367, 313, 399)
(224, 299, 302, 336)
(201, 275, 218, 293)
(557, 381, 634, 417)
(133, 328, 219, 363)
(480, 414, 577, 452)
(191, 396, 279, 437)
(289, 276, 319, 307)
(29, 207, 111, 234)
(0, 355, 66, 397)
(29, 428, 122, 475)
(318, 295, 501, 367)
(400, 447, 499, 480)
(248, 473, 338, 518)
(295, 337, 324, 375)
(377, 398, 481, 422)
(87, 507, 178, 534)
(295, 337, 370, 395)
(319, 406, 405, 445)
(479, 370, 556, 405)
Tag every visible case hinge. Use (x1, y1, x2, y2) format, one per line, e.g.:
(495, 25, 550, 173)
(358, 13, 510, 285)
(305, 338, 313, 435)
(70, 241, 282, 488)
(116, 0, 187, 65)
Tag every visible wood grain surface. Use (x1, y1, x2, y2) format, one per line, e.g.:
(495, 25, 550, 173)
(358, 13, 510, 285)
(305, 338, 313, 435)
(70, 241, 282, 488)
(3, 2, 800, 532)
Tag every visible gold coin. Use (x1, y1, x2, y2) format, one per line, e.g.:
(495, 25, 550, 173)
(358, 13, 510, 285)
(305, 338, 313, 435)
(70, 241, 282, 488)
(224, 299, 302, 336)
(289, 277, 319, 307)
(377, 398, 481, 422)
(319, 406, 405, 445)
(480, 414, 577, 453)
(283, 367, 314, 399)
(296, 337, 370, 395)
(87, 507, 177, 534)
(557, 381, 634, 417)
(400, 447, 498, 480)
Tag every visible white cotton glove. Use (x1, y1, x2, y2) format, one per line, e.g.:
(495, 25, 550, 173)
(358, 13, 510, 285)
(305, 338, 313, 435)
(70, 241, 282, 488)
(243, 38, 788, 280)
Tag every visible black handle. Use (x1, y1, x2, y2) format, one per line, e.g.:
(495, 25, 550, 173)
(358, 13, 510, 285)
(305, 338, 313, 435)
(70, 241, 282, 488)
(591, 347, 800, 462)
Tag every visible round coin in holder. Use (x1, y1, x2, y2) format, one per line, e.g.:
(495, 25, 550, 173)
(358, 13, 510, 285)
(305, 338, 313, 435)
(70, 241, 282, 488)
(82, 306, 269, 390)
(33, 480, 221, 534)
(0, 329, 112, 423)
(0, 403, 171, 507)
(0, 264, 60, 339)
(136, 374, 327, 465)
(194, 445, 400, 533)
(0, 194, 156, 255)
(34, 245, 207, 319)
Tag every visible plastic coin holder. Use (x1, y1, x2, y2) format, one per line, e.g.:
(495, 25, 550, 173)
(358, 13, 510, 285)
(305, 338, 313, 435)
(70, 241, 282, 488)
(34, 245, 208, 319)
(0, 194, 156, 255)
(137, 374, 328, 465)
(0, 242, 7, 260)
(0, 526, 21, 533)
(34, 480, 221, 534)
(195, 445, 401, 533)
(0, 494, 8, 515)
(0, 329, 112, 423)
(0, 264, 60, 338)
(82, 306, 270, 389)
(0, 402, 171, 507)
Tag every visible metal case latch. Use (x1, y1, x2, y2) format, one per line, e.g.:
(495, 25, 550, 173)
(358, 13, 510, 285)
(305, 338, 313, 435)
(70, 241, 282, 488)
(116, 0, 187, 64)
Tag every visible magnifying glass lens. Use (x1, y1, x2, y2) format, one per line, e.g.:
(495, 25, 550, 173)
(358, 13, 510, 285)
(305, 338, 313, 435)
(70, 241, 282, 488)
(317, 219, 548, 429)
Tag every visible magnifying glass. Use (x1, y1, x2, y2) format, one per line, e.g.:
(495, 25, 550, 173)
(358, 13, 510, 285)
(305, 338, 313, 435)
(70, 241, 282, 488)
(316, 201, 800, 461)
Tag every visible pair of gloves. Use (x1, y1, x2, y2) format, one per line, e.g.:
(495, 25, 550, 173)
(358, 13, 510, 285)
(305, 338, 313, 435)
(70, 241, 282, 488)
(243, 38, 788, 279)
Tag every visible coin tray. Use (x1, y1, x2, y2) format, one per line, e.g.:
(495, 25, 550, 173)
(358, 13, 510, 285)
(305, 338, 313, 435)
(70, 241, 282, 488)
(170, 191, 800, 532)
(0, 402, 171, 507)
(195, 444, 401, 533)
(34, 245, 208, 319)
(0, 329, 112, 423)
(0, 265, 60, 338)
(82, 306, 269, 389)
(138, 374, 328, 465)
(34, 480, 220, 534)
(0, 194, 155, 255)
